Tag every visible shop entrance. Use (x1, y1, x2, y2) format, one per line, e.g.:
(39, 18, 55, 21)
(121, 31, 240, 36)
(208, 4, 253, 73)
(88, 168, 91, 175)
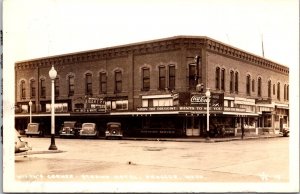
(185, 116, 205, 137)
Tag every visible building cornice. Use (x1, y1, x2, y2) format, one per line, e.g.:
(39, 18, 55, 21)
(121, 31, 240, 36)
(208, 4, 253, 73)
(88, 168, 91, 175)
(15, 36, 289, 75)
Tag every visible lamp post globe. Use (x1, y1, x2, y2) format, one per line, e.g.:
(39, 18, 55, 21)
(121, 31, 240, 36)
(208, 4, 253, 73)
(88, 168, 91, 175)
(48, 65, 58, 150)
(205, 88, 211, 140)
(49, 65, 57, 80)
(29, 100, 32, 123)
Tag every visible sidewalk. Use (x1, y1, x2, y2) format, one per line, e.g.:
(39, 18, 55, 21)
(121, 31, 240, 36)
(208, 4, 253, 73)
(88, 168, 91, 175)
(122, 133, 284, 143)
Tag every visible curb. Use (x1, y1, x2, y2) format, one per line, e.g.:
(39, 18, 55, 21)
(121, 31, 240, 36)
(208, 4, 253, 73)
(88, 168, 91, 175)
(15, 150, 65, 156)
(122, 135, 283, 143)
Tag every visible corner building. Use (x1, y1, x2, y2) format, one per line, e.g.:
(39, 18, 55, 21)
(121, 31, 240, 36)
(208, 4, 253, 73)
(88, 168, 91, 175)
(15, 36, 289, 137)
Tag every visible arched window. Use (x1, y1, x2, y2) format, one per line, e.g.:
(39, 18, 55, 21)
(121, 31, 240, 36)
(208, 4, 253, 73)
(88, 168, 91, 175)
(273, 84, 276, 95)
(115, 70, 122, 93)
(142, 68, 150, 91)
(55, 77, 60, 97)
(40, 78, 46, 98)
(252, 79, 255, 92)
(221, 68, 225, 91)
(284, 84, 287, 100)
(230, 71, 234, 93)
(30, 79, 36, 98)
(268, 80, 272, 98)
(168, 65, 176, 90)
(257, 77, 262, 97)
(287, 85, 289, 100)
(235, 72, 239, 93)
(85, 73, 92, 95)
(68, 75, 74, 96)
(99, 72, 107, 94)
(246, 75, 251, 95)
(20, 80, 26, 99)
(277, 82, 280, 100)
(189, 64, 197, 90)
(215, 67, 220, 90)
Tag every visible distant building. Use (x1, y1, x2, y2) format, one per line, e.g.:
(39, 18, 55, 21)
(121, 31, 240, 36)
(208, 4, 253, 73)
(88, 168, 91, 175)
(15, 36, 289, 137)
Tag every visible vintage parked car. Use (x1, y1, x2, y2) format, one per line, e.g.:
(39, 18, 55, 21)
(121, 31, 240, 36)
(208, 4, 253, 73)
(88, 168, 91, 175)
(79, 123, 98, 138)
(25, 123, 44, 137)
(105, 122, 123, 139)
(15, 129, 31, 153)
(282, 127, 289, 137)
(59, 121, 82, 138)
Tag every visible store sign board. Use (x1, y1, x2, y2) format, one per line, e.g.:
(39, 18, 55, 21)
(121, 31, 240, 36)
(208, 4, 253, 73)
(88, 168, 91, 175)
(190, 92, 224, 107)
(136, 106, 224, 112)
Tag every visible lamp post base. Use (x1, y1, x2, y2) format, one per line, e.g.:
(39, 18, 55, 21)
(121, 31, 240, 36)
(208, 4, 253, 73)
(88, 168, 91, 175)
(48, 135, 58, 150)
(206, 132, 210, 140)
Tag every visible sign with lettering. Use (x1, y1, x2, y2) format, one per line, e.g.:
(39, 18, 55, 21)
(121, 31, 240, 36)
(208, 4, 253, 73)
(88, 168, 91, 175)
(136, 106, 224, 112)
(190, 92, 224, 107)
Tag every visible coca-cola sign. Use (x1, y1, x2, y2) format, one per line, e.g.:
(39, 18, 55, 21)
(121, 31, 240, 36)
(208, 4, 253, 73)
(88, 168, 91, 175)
(191, 95, 207, 104)
(190, 92, 224, 107)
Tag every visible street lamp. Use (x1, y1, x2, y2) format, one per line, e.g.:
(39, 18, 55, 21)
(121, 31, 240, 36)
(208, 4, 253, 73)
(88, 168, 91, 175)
(48, 65, 58, 150)
(205, 88, 211, 140)
(29, 100, 32, 123)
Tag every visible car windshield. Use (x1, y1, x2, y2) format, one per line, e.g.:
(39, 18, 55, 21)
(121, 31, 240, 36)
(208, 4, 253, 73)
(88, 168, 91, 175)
(83, 123, 94, 128)
(28, 124, 38, 130)
(109, 124, 120, 128)
(64, 122, 76, 127)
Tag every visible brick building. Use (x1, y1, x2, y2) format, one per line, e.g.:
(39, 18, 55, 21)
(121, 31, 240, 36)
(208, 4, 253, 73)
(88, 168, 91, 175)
(15, 36, 289, 137)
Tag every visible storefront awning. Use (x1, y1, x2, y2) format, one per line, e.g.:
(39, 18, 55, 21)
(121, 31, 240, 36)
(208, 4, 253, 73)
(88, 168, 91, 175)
(222, 112, 259, 116)
(110, 111, 180, 115)
(15, 113, 71, 118)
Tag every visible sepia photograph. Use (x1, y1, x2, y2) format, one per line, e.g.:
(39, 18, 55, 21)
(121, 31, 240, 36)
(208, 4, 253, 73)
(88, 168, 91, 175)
(2, 0, 299, 193)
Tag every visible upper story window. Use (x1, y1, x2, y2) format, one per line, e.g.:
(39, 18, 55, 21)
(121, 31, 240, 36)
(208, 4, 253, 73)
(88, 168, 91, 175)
(30, 79, 36, 98)
(287, 85, 289, 101)
(221, 68, 225, 91)
(115, 70, 122, 93)
(277, 82, 280, 100)
(235, 72, 239, 93)
(40, 78, 46, 98)
(268, 80, 272, 98)
(257, 77, 262, 97)
(252, 79, 255, 92)
(142, 68, 150, 91)
(169, 65, 175, 90)
(246, 75, 251, 96)
(55, 77, 60, 97)
(230, 71, 234, 93)
(68, 75, 74, 96)
(273, 84, 276, 95)
(215, 67, 220, 90)
(158, 66, 166, 90)
(20, 80, 26, 99)
(284, 84, 287, 100)
(189, 64, 197, 90)
(85, 73, 92, 95)
(99, 72, 107, 94)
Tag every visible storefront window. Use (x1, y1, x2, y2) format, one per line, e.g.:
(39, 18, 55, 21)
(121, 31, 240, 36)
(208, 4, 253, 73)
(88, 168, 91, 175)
(46, 103, 68, 112)
(263, 115, 272, 127)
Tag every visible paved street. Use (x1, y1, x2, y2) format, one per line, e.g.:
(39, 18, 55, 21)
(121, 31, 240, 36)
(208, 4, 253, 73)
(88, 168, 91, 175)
(15, 137, 289, 183)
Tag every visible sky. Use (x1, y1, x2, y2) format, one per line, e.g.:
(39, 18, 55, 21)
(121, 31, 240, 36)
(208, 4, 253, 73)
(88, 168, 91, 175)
(3, 0, 299, 67)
